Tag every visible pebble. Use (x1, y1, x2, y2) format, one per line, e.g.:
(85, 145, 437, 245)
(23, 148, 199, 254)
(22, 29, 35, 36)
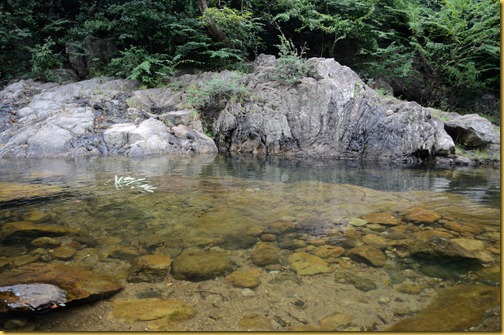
(241, 288, 255, 298)
(378, 296, 391, 305)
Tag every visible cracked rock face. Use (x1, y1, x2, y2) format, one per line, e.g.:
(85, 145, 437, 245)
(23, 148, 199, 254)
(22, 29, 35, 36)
(0, 78, 216, 158)
(211, 55, 455, 162)
(0, 57, 464, 162)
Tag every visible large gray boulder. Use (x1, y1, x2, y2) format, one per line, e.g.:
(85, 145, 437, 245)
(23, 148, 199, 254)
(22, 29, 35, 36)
(443, 113, 496, 148)
(103, 120, 216, 156)
(211, 55, 455, 162)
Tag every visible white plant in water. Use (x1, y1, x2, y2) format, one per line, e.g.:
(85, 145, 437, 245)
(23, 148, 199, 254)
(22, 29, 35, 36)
(113, 175, 156, 193)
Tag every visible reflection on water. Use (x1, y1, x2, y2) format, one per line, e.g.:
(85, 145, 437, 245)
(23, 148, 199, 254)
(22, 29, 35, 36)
(0, 154, 500, 331)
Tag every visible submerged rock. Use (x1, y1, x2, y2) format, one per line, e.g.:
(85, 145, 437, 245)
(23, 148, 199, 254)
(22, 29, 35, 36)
(238, 313, 275, 331)
(225, 269, 261, 288)
(346, 245, 387, 267)
(361, 212, 401, 226)
(287, 251, 333, 276)
(127, 254, 172, 283)
(0, 182, 63, 204)
(0, 221, 81, 244)
(250, 242, 281, 267)
(318, 312, 356, 331)
(402, 206, 441, 224)
(387, 285, 500, 331)
(0, 263, 123, 302)
(407, 236, 479, 261)
(0, 283, 66, 313)
(113, 298, 196, 324)
(171, 249, 233, 281)
(334, 271, 377, 292)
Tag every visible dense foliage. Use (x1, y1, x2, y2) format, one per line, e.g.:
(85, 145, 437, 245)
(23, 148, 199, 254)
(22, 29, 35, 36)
(0, 0, 499, 117)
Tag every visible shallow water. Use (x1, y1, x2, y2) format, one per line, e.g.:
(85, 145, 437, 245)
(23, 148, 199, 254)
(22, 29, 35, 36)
(0, 154, 500, 331)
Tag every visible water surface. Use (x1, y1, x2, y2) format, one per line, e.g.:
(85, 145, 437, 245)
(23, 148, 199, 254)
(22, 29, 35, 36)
(0, 154, 500, 331)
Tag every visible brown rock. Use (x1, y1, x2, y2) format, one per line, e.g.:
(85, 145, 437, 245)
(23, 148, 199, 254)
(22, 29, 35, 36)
(268, 220, 296, 234)
(0, 182, 63, 203)
(30, 237, 61, 248)
(259, 233, 276, 242)
(0, 263, 123, 302)
(413, 229, 454, 241)
(319, 312, 355, 330)
(288, 252, 333, 276)
(1, 221, 81, 244)
(451, 238, 485, 252)
(312, 245, 345, 259)
(346, 246, 387, 267)
(387, 285, 500, 331)
(113, 298, 196, 323)
(238, 313, 274, 330)
(127, 254, 172, 283)
(225, 269, 261, 288)
(407, 237, 478, 260)
(21, 210, 49, 222)
(11, 254, 40, 267)
(362, 212, 401, 226)
(250, 242, 281, 267)
(106, 245, 141, 261)
(171, 249, 233, 281)
(334, 271, 377, 292)
(362, 234, 387, 250)
(51, 246, 77, 260)
(245, 226, 264, 237)
(344, 228, 362, 239)
(394, 282, 425, 295)
(402, 206, 441, 224)
(442, 220, 485, 235)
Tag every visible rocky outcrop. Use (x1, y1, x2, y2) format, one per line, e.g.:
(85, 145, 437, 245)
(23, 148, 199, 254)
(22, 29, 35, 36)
(1, 56, 498, 163)
(210, 55, 455, 162)
(0, 78, 216, 158)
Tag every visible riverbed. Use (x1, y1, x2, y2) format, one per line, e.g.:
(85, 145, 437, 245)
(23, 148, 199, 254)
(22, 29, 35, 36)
(0, 154, 500, 331)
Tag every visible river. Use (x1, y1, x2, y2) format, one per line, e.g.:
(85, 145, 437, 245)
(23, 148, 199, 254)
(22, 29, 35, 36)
(0, 154, 500, 331)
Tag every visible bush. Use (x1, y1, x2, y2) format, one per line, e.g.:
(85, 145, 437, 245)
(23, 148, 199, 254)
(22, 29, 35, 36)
(186, 72, 250, 110)
(107, 46, 182, 87)
(271, 33, 309, 85)
(29, 37, 65, 81)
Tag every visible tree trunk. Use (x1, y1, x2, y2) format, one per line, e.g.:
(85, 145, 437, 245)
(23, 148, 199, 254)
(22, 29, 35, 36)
(198, 0, 228, 43)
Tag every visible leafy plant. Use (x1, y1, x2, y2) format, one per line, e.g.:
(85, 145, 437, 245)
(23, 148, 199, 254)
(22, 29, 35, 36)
(455, 145, 496, 161)
(271, 31, 309, 85)
(29, 37, 64, 81)
(199, 6, 264, 67)
(186, 71, 250, 109)
(112, 175, 156, 193)
(107, 46, 182, 87)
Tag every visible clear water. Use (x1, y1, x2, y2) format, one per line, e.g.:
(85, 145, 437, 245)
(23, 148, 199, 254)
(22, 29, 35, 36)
(0, 154, 500, 331)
